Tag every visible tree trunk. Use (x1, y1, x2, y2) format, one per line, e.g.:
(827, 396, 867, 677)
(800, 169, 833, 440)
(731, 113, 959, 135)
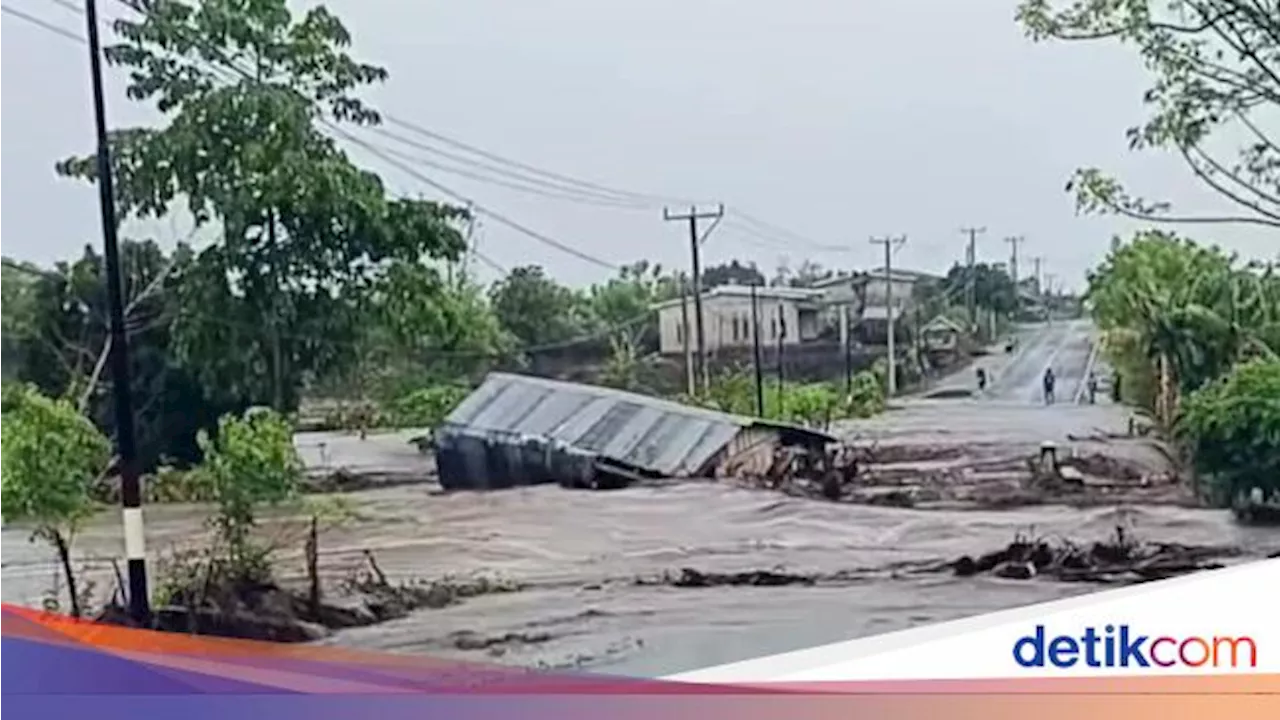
(305, 515, 320, 617)
(52, 530, 82, 618)
(1158, 353, 1175, 429)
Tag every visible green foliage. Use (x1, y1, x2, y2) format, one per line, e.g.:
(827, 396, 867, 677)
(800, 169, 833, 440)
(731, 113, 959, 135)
(943, 263, 1019, 316)
(490, 265, 594, 347)
(58, 0, 467, 413)
(1017, 0, 1279, 227)
(1, 384, 110, 530)
(0, 257, 38, 381)
(1176, 360, 1280, 502)
(389, 385, 470, 429)
(702, 260, 765, 289)
(196, 407, 302, 568)
(1085, 232, 1279, 423)
(2, 242, 234, 471)
(1, 384, 111, 617)
(689, 366, 885, 428)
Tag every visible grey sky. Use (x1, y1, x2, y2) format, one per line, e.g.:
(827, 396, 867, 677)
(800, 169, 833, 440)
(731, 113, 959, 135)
(2, 0, 1274, 292)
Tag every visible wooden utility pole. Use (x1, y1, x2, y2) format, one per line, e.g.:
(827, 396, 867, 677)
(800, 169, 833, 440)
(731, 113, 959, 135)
(960, 226, 986, 330)
(871, 235, 907, 396)
(664, 204, 724, 394)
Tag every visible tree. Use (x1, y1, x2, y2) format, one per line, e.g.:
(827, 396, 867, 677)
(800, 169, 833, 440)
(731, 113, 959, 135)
(57, 0, 467, 413)
(1017, 0, 1280, 227)
(587, 261, 681, 352)
(702, 260, 765, 288)
(1, 384, 111, 617)
(363, 262, 514, 393)
(490, 265, 592, 347)
(1085, 231, 1279, 424)
(0, 257, 40, 381)
(943, 263, 1019, 315)
(2, 243, 227, 470)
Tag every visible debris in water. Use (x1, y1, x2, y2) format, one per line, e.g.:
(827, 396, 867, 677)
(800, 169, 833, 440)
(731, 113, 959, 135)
(948, 526, 1239, 584)
(639, 567, 818, 588)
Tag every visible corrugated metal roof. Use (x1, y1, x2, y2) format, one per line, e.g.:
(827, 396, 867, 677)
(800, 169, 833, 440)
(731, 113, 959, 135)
(441, 372, 829, 478)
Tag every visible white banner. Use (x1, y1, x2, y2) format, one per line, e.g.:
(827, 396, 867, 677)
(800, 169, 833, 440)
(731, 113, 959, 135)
(671, 559, 1280, 682)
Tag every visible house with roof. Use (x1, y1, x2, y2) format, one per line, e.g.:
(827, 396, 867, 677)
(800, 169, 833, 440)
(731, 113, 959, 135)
(652, 284, 825, 355)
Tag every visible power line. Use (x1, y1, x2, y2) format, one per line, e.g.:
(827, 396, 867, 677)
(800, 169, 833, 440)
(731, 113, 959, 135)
(330, 122, 623, 271)
(371, 141, 648, 210)
(2, 4, 86, 43)
(382, 114, 694, 207)
(367, 126, 651, 209)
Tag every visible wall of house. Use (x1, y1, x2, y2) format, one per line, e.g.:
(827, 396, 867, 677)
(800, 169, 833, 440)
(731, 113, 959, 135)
(861, 276, 917, 308)
(658, 295, 806, 355)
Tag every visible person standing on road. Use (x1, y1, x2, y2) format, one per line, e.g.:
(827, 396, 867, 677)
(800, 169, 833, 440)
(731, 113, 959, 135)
(976, 367, 988, 392)
(1042, 367, 1056, 405)
(1087, 371, 1099, 404)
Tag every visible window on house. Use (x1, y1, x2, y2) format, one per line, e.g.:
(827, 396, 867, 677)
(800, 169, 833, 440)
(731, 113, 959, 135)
(731, 316, 740, 342)
(676, 322, 683, 344)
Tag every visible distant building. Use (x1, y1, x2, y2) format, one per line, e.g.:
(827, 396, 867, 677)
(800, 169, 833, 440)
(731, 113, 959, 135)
(653, 285, 823, 355)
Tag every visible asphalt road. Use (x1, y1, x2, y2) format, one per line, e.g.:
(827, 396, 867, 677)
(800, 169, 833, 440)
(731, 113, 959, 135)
(959, 319, 1100, 405)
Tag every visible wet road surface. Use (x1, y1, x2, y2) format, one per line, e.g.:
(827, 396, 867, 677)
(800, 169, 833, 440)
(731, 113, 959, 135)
(3, 320, 1276, 676)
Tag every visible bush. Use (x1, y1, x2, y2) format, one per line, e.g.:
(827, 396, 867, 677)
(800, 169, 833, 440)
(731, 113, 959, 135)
(197, 407, 303, 571)
(1, 383, 110, 617)
(1175, 359, 1280, 505)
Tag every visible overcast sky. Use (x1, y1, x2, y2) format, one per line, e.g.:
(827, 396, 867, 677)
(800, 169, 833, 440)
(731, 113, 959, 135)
(2, 0, 1274, 292)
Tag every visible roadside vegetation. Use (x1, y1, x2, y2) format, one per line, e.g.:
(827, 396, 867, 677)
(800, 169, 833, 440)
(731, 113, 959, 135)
(1019, 0, 1279, 509)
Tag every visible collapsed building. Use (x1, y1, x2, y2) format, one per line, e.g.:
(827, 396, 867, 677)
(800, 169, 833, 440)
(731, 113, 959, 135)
(434, 372, 836, 491)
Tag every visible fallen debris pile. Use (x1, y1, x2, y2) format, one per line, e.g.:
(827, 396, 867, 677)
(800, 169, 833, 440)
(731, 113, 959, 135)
(948, 526, 1239, 583)
(96, 551, 522, 642)
(638, 567, 819, 588)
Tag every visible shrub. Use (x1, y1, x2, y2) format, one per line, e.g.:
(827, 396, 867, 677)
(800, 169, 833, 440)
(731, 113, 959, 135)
(196, 407, 302, 572)
(1175, 359, 1280, 505)
(1, 384, 110, 617)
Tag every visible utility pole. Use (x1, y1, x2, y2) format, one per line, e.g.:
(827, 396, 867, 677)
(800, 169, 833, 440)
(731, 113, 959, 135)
(871, 235, 907, 397)
(841, 304, 853, 396)
(84, 0, 149, 623)
(1031, 256, 1044, 296)
(750, 282, 765, 417)
(960, 227, 986, 331)
(1004, 235, 1025, 289)
(664, 204, 724, 394)
(680, 277, 694, 396)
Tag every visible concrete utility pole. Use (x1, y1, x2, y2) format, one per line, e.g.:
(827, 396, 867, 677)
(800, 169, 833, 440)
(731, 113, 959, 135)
(960, 226, 986, 330)
(1004, 235, 1025, 289)
(871, 235, 907, 397)
(83, 0, 149, 623)
(680, 277, 694, 396)
(1031, 256, 1044, 296)
(664, 204, 724, 394)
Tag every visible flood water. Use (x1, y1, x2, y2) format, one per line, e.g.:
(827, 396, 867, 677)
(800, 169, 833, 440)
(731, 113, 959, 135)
(3, 321, 1278, 677)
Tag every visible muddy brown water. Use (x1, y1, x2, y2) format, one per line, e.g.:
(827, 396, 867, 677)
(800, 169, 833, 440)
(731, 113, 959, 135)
(4, 321, 1278, 676)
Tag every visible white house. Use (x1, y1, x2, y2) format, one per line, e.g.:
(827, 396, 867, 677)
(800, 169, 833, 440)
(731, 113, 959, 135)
(653, 285, 824, 355)
(811, 268, 938, 309)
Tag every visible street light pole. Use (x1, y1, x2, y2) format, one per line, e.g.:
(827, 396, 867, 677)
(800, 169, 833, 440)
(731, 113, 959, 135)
(83, 0, 149, 623)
